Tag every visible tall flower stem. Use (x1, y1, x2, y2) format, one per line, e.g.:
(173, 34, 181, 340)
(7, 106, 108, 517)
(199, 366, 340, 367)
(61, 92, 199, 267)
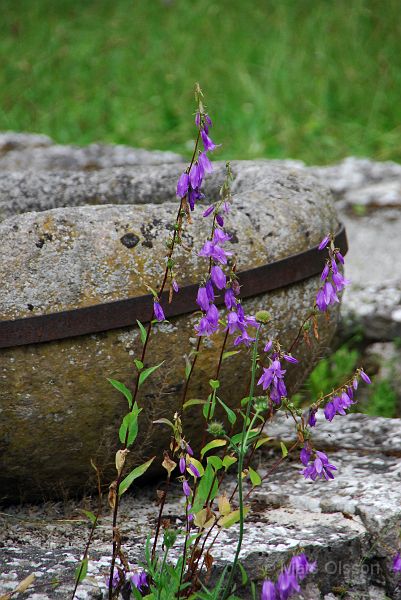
(222, 327, 260, 599)
(108, 132, 201, 599)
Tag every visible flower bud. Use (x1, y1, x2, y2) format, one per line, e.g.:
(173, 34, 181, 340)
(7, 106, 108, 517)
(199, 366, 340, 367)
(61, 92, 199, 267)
(255, 310, 271, 324)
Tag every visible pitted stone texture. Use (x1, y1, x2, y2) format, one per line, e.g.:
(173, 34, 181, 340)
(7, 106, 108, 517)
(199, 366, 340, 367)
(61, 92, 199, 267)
(0, 135, 182, 172)
(0, 162, 339, 502)
(0, 132, 53, 153)
(1, 414, 400, 599)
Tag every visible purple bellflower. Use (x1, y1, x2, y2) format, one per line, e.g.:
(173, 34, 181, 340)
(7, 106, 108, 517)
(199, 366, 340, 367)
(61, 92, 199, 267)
(128, 571, 148, 592)
(183, 479, 191, 497)
(301, 450, 337, 481)
(261, 580, 277, 600)
(257, 358, 287, 404)
(176, 172, 189, 198)
(211, 265, 226, 289)
(154, 301, 165, 322)
(393, 552, 401, 572)
(260, 552, 315, 600)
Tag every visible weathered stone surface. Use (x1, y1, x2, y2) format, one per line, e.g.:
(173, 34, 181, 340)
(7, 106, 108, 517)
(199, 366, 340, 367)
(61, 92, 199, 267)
(0, 162, 339, 502)
(0, 132, 53, 153)
(1, 414, 400, 599)
(0, 132, 182, 172)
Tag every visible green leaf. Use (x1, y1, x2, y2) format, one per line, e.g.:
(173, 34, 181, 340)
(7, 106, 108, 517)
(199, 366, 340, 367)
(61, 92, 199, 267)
(201, 439, 227, 458)
(222, 350, 241, 361)
(108, 378, 132, 408)
(192, 464, 218, 513)
(153, 417, 174, 429)
(280, 441, 288, 458)
(184, 355, 192, 380)
(119, 457, 156, 495)
(249, 467, 262, 487)
(75, 557, 88, 584)
(222, 455, 237, 470)
(138, 361, 164, 387)
(137, 320, 147, 345)
(230, 430, 259, 447)
(119, 406, 141, 446)
(207, 455, 223, 471)
(219, 506, 250, 528)
(80, 510, 97, 525)
(183, 398, 206, 410)
(134, 359, 144, 371)
(238, 562, 249, 586)
(217, 398, 236, 425)
(255, 436, 270, 449)
(209, 379, 220, 390)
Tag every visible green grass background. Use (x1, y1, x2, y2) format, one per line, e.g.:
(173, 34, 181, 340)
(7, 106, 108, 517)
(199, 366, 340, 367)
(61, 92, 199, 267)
(1, 0, 401, 163)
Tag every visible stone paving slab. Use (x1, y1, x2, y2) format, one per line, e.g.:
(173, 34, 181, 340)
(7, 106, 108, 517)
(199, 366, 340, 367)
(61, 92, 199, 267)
(1, 414, 400, 599)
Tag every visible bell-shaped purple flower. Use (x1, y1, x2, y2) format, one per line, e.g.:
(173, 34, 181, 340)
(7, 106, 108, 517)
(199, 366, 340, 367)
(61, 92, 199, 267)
(393, 552, 401, 572)
(183, 479, 191, 497)
(128, 571, 148, 592)
(203, 204, 215, 218)
(206, 280, 215, 302)
(201, 130, 217, 152)
(283, 354, 298, 364)
(190, 162, 203, 189)
(189, 463, 200, 478)
(300, 446, 312, 466)
(224, 288, 236, 310)
(198, 151, 213, 174)
(360, 369, 371, 384)
(196, 286, 210, 312)
(321, 263, 330, 281)
(261, 580, 277, 600)
(318, 235, 330, 251)
(179, 457, 186, 474)
(154, 301, 165, 322)
(211, 265, 226, 290)
(176, 172, 189, 198)
(308, 408, 317, 427)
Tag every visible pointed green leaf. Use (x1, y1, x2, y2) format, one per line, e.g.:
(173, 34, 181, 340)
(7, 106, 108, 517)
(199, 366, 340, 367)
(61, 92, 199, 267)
(119, 457, 156, 495)
(217, 398, 236, 425)
(119, 405, 141, 446)
(134, 359, 144, 371)
(138, 361, 164, 388)
(280, 441, 288, 458)
(184, 355, 192, 380)
(75, 557, 88, 584)
(201, 439, 227, 458)
(183, 398, 206, 410)
(207, 455, 223, 471)
(136, 320, 147, 345)
(249, 467, 262, 487)
(192, 464, 218, 513)
(80, 510, 97, 525)
(222, 455, 237, 470)
(209, 379, 220, 390)
(153, 417, 174, 430)
(238, 562, 249, 585)
(255, 436, 270, 449)
(108, 378, 132, 408)
(219, 506, 250, 528)
(222, 350, 241, 361)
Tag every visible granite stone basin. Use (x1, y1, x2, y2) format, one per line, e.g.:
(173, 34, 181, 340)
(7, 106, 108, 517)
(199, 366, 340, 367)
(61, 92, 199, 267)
(0, 158, 340, 502)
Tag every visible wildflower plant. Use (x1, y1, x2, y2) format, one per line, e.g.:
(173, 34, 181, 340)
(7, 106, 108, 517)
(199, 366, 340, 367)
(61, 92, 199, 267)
(72, 85, 375, 600)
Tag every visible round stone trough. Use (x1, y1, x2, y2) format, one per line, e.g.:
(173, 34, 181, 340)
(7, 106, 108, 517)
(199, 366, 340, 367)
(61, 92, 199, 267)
(0, 158, 341, 503)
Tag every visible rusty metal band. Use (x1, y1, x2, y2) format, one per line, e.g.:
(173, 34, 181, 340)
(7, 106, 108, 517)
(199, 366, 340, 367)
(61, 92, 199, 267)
(0, 224, 347, 349)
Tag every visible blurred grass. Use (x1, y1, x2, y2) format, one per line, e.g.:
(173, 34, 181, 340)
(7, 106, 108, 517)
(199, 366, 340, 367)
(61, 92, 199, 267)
(1, 0, 401, 163)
